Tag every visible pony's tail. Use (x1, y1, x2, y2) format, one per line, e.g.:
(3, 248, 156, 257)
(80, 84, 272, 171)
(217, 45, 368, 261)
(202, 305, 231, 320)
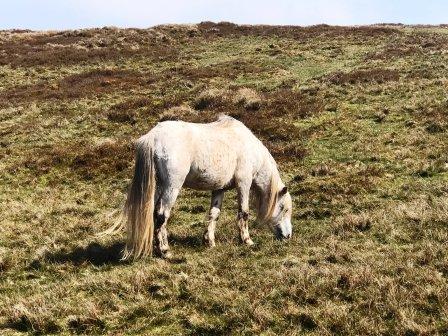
(97, 209, 125, 237)
(122, 137, 156, 260)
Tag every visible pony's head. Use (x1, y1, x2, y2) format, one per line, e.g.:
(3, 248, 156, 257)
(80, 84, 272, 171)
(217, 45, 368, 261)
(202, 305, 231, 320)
(265, 185, 293, 240)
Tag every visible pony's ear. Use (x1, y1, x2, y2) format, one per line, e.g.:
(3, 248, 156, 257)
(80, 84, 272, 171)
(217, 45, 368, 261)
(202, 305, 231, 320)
(279, 186, 288, 197)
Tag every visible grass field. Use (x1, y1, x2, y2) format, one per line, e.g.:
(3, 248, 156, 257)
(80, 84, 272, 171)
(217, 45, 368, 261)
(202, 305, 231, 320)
(1, 22, 448, 335)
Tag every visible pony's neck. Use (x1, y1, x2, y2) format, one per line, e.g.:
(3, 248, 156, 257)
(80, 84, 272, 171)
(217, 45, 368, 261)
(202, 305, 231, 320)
(253, 159, 283, 221)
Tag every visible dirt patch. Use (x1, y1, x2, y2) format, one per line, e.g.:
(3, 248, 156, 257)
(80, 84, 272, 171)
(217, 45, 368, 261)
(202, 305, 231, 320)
(60, 69, 152, 97)
(265, 89, 324, 119)
(18, 139, 134, 179)
(0, 46, 134, 68)
(109, 97, 152, 111)
(0, 42, 178, 68)
(327, 68, 400, 85)
(1, 69, 156, 106)
(267, 141, 308, 162)
(106, 97, 153, 124)
(68, 140, 134, 179)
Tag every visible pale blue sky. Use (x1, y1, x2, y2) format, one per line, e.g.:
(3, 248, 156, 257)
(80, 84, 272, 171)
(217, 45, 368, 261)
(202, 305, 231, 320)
(1, 1, 448, 30)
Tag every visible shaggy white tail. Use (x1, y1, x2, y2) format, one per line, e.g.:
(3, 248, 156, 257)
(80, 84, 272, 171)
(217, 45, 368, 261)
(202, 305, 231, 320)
(122, 138, 156, 259)
(97, 209, 125, 237)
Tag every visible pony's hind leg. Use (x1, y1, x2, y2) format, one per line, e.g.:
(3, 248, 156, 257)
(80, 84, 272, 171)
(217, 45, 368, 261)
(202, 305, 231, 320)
(204, 190, 224, 247)
(154, 187, 181, 258)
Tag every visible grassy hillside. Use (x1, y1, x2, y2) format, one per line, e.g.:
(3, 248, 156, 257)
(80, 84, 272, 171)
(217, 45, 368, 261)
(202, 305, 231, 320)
(1, 22, 447, 335)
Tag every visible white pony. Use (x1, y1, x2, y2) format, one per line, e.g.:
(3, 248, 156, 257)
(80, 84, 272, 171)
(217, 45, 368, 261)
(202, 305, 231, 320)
(123, 115, 292, 259)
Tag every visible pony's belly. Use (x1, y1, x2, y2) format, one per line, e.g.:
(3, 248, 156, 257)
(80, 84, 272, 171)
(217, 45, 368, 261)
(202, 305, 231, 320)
(183, 167, 234, 191)
(183, 148, 238, 190)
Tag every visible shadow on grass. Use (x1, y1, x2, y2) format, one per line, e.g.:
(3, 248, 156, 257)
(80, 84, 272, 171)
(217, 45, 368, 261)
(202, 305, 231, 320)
(1, 318, 61, 335)
(170, 234, 203, 248)
(41, 242, 125, 267)
(28, 235, 203, 269)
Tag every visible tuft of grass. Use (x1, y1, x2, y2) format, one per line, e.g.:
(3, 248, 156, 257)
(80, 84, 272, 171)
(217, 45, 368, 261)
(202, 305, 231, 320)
(159, 104, 198, 121)
(332, 213, 373, 234)
(193, 88, 231, 110)
(4, 302, 61, 334)
(233, 87, 262, 111)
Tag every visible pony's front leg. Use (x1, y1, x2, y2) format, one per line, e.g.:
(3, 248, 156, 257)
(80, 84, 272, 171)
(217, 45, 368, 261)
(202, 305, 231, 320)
(237, 185, 254, 246)
(204, 190, 224, 247)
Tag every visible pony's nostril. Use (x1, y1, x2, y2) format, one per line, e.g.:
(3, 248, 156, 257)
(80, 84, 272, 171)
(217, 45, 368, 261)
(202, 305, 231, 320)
(286, 233, 291, 239)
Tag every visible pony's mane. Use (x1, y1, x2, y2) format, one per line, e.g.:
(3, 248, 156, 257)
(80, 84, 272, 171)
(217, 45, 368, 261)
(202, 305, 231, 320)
(256, 172, 280, 222)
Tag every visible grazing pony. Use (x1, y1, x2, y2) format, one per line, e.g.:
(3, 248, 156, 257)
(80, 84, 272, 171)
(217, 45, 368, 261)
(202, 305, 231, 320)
(122, 115, 292, 259)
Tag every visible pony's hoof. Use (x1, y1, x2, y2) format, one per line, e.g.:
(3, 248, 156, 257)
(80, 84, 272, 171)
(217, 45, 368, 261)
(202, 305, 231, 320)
(204, 239, 216, 248)
(161, 250, 173, 259)
(244, 238, 254, 246)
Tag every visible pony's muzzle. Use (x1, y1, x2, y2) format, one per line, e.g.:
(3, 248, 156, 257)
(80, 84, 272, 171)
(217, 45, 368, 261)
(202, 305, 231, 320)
(275, 226, 291, 240)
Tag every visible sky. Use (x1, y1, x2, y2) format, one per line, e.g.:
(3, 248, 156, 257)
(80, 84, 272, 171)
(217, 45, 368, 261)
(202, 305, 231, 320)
(1, 0, 448, 31)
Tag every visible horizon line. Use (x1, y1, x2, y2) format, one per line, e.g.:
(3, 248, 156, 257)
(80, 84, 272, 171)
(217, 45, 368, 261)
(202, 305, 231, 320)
(2, 21, 448, 33)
